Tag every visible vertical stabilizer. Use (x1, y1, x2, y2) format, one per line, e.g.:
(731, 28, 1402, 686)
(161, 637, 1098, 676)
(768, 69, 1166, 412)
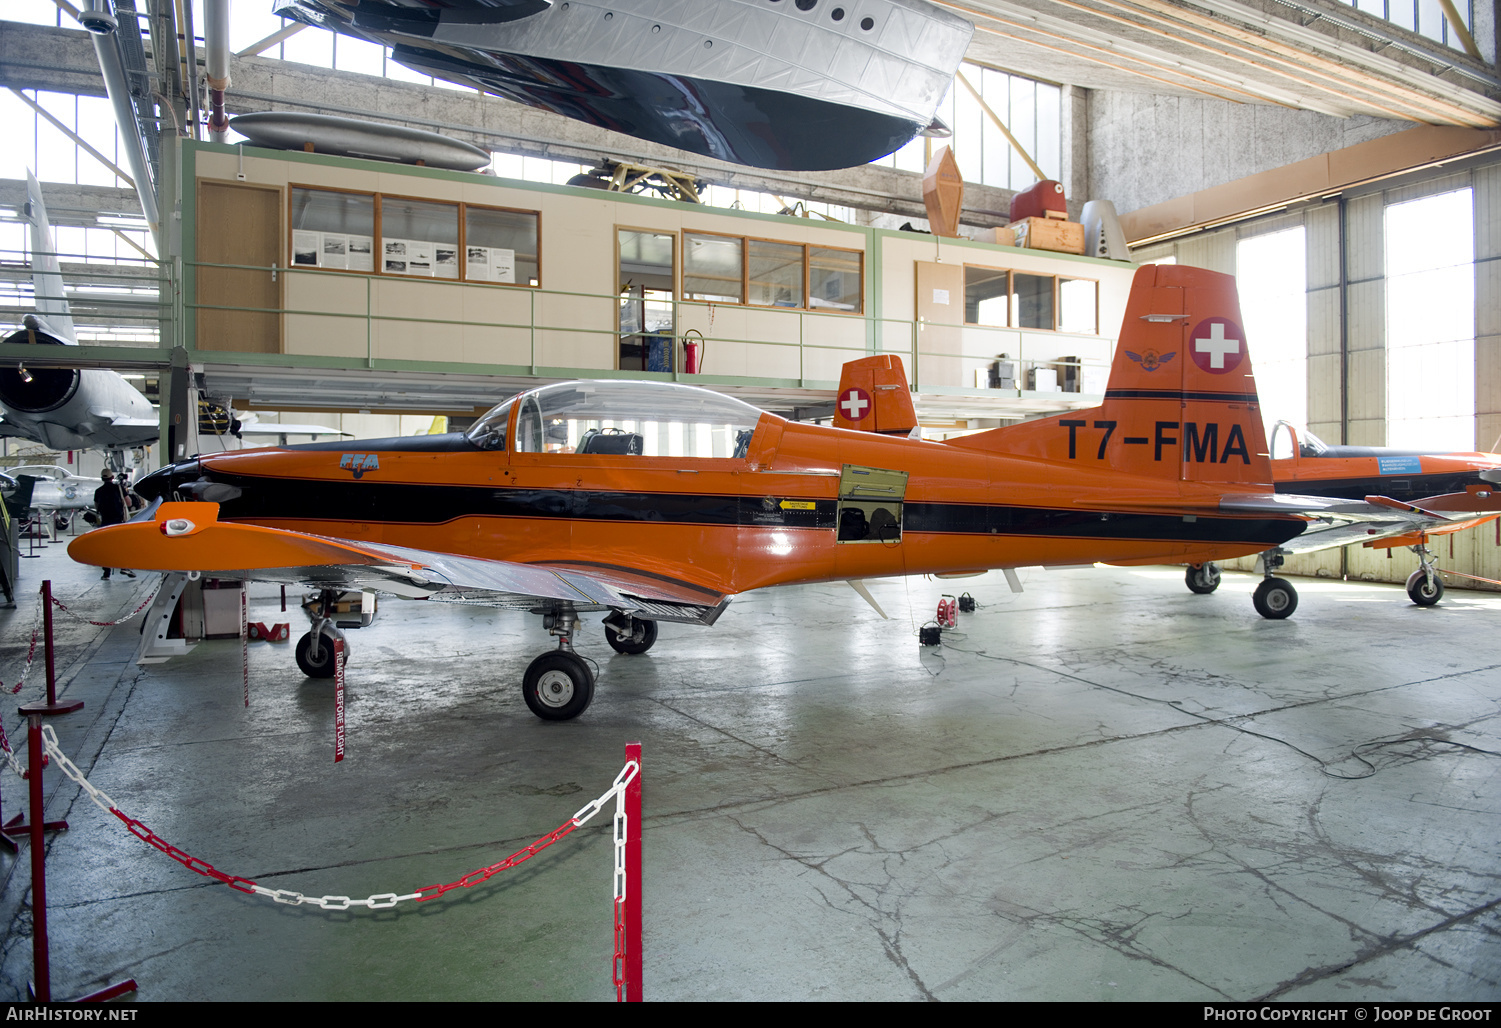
(946, 265, 1273, 488)
(24, 170, 77, 345)
(834, 355, 918, 435)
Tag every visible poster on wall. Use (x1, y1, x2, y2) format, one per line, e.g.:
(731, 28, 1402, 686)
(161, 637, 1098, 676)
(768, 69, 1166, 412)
(347, 235, 373, 272)
(321, 233, 348, 270)
(465, 246, 515, 283)
(293, 230, 319, 267)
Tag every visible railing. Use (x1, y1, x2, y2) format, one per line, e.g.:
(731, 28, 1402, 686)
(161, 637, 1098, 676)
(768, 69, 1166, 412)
(181, 259, 1113, 397)
(2, 249, 1112, 400)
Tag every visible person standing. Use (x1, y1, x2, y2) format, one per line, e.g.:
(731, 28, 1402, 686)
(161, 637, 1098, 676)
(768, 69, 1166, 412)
(92, 469, 135, 580)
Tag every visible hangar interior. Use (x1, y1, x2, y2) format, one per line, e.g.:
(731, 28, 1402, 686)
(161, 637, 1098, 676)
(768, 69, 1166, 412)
(0, 0, 1498, 1003)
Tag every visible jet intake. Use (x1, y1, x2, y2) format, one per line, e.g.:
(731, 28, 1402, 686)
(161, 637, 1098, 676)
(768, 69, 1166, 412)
(0, 327, 79, 413)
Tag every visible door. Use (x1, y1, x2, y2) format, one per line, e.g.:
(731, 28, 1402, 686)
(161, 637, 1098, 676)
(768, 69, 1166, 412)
(617, 229, 675, 371)
(197, 181, 281, 352)
(915, 260, 964, 389)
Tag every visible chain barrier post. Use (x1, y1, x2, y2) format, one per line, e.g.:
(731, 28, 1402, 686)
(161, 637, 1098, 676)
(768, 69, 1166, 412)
(624, 741, 642, 1002)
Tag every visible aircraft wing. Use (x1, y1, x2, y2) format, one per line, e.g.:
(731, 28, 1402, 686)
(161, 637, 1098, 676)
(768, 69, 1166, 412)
(67, 501, 730, 626)
(237, 423, 354, 438)
(1219, 492, 1500, 554)
(107, 417, 160, 429)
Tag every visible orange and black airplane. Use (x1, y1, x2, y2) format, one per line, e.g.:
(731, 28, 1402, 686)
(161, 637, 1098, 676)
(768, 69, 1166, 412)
(834, 347, 1501, 619)
(70, 265, 1409, 720)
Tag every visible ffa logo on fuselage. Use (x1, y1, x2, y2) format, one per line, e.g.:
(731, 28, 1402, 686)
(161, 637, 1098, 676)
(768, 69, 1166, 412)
(1126, 349, 1175, 372)
(340, 453, 380, 479)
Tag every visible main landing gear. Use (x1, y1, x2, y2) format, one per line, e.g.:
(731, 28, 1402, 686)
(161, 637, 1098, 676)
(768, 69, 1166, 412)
(1405, 542, 1444, 606)
(296, 588, 350, 678)
(1251, 549, 1298, 620)
(518, 607, 660, 721)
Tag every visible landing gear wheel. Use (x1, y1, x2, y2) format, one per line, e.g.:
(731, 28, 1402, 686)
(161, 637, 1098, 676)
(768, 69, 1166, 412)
(523, 651, 595, 721)
(295, 629, 349, 678)
(1406, 569, 1444, 606)
(605, 617, 658, 655)
(1252, 578, 1298, 620)
(1185, 563, 1222, 594)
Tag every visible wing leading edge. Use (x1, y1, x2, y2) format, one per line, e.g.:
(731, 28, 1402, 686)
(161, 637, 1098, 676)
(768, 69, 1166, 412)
(67, 501, 729, 626)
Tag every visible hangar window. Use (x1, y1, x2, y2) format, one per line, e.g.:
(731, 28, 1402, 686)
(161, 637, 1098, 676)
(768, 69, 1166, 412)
(511, 381, 762, 458)
(1340, 0, 1474, 52)
(809, 247, 863, 312)
(1385, 188, 1475, 449)
(963, 267, 1097, 333)
(1236, 226, 1307, 437)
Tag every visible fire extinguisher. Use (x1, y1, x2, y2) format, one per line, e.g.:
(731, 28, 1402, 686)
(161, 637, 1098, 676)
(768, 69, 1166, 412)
(936, 594, 957, 629)
(681, 329, 705, 374)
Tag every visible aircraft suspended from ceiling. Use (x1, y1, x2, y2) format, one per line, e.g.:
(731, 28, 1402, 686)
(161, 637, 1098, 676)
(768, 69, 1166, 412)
(271, 0, 974, 171)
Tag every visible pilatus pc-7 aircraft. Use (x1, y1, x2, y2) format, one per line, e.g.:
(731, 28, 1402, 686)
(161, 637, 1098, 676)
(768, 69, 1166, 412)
(72, 266, 1427, 722)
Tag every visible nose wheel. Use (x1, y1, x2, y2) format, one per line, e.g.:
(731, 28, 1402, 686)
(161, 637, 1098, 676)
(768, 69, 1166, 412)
(1406, 544, 1443, 606)
(1185, 562, 1221, 594)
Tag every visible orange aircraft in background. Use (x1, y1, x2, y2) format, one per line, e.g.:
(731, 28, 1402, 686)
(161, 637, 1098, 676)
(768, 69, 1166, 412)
(71, 266, 1416, 720)
(832, 340, 1501, 619)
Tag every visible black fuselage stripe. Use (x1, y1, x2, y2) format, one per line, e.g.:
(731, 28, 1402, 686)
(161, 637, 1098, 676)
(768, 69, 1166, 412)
(198, 471, 1303, 547)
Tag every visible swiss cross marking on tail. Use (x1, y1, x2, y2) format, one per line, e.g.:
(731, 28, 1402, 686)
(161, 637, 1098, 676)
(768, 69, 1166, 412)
(839, 387, 872, 421)
(1190, 318, 1245, 374)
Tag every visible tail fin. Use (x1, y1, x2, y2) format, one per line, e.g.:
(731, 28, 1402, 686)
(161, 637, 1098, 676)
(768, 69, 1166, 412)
(833, 355, 918, 435)
(947, 264, 1272, 487)
(24, 169, 77, 345)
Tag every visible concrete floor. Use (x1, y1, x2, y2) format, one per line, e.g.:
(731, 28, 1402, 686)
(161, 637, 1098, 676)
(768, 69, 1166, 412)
(0, 537, 1497, 1002)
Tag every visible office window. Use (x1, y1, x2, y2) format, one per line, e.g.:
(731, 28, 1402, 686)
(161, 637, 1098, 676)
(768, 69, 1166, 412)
(1012, 273, 1054, 330)
(684, 233, 743, 303)
(808, 247, 862, 313)
(289, 187, 376, 272)
(965, 267, 1009, 327)
(1236, 227, 1307, 435)
(465, 207, 539, 286)
(1058, 278, 1098, 334)
(748, 240, 804, 308)
(1385, 188, 1474, 449)
(381, 197, 459, 279)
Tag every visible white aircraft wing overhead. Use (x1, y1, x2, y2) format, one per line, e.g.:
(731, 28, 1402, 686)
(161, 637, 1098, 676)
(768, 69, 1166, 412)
(69, 502, 731, 626)
(237, 422, 354, 438)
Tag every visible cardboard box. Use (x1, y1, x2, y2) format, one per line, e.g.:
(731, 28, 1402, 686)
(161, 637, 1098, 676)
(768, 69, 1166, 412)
(1011, 217, 1086, 255)
(1029, 367, 1059, 392)
(990, 226, 1016, 247)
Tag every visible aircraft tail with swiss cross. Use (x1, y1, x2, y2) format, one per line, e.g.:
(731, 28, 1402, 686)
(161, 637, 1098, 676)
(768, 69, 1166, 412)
(944, 264, 1274, 489)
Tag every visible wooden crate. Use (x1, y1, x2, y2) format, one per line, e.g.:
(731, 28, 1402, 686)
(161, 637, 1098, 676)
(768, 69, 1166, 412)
(1011, 217, 1086, 255)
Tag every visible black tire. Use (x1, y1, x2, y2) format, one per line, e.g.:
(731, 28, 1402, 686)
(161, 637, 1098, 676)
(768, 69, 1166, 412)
(1252, 578, 1298, 620)
(1406, 569, 1444, 606)
(605, 617, 658, 655)
(1185, 563, 1222, 594)
(523, 651, 595, 721)
(295, 629, 348, 678)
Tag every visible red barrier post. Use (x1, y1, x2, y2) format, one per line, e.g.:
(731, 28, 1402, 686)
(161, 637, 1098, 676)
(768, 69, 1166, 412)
(624, 741, 642, 1002)
(42, 581, 56, 706)
(24, 713, 49, 1002)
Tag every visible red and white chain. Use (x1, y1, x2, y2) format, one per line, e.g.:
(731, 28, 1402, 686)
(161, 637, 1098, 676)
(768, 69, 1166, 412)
(50, 581, 161, 627)
(41, 723, 639, 913)
(4, 592, 45, 697)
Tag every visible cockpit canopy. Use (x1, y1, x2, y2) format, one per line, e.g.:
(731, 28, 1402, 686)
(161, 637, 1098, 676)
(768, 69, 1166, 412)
(1269, 421, 1330, 460)
(466, 380, 764, 458)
